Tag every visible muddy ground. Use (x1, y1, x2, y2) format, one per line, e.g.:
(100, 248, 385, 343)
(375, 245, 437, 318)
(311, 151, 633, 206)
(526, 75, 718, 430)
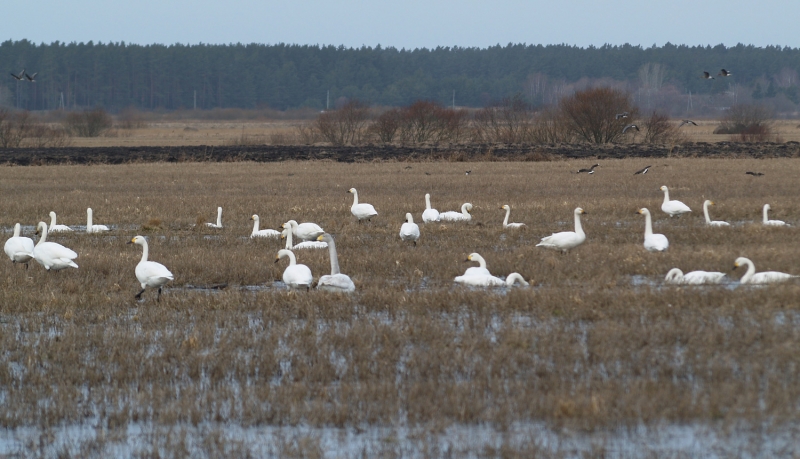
(1, 141, 800, 165)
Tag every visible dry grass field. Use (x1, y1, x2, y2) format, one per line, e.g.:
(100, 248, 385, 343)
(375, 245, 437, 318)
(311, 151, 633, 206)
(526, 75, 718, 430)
(1, 158, 800, 456)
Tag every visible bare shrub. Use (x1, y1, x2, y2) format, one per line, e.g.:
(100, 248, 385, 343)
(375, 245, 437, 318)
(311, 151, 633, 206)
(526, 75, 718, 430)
(529, 107, 575, 144)
(714, 104, 774, 142)
(315, 100, 370, 146)
(295, 122, 320, 144)
(559, 87, 637, 144)
(641, 111, 684, 144)
(24, 123, 72, 148)
(473, 95, 533, 143)
(398, 101, 468, 144)
(64, 108, 113, 137)
(0, 109, 31, 148)
(369, 108, 403, 143)
(117, 107, 148, 129)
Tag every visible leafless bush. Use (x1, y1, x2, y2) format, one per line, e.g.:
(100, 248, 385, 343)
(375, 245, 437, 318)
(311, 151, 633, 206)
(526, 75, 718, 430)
(24, 123, 72, 148)
(64, 108, 113, 137)
(529, 107, 575, 143)
(473, 95, 533, 143)
(369, 108, 403, 143)
(641, 111, 684, 144)
(295, 122, 321, 144)
(116, 107, 148, 129)
(0, 109, 73, 148)
(397, 101, 468, 144)
(714, 104, 774, 142)
(315, 100, 370, 146)
(0, 109, 31, 148)
(559, 87, 637, 144)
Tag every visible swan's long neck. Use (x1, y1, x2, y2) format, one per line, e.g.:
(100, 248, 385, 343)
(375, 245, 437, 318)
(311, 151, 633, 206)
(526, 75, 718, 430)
(425, 194, 432, 210)
(351, 191, 359, 206)
(407, 214, 414, 224)
(461, 203, 469, 215)
(474, 255, 487, 269)
(574, 211, 584, 235)
(327, 238, 341, 275)
(37, 223, 47, 245)
(643, 212, 654, 237)
(216, 207, 222, 226)
(505, 273, 529, 286)
(666, 268, 683, 282)
(703, 202, 712, 224)
(662, 189, 670, 204)
(140, 240, 149, 263)
(87, 208, 93, 229)
(252, 217, 260, 234)
(286, 251, 297, 266)
(50, 213, 57, 227)
(283, 228, 293, 249)
(763, 205, 769, 223)
(740, 260, 755, 283)
(503, 207, 511, 226)
(13, 223, 21, 237)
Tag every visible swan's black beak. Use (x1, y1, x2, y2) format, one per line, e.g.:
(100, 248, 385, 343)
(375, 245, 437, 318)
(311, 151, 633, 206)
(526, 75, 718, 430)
(582, 210, 588, 215)
(274, 257, 280, 264)
(126, 240, 133, 244)
(732, 264, 738, 270)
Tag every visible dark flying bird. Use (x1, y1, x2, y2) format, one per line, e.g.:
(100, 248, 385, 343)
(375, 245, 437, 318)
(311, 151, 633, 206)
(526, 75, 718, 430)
(678, 119, 698, 127)
(24, 72, 37, 82)
(465, 170, 471, 176)
(745, 171, 764, 176)
(634, 165, 652, 175)
(718, 69, 732, 77)
(622, 124, 640, 134)
(577, 164, 600, 174)
(702, 71, 715, 80)
(615, 112, 629, 120)
(10, 69, 24, 81)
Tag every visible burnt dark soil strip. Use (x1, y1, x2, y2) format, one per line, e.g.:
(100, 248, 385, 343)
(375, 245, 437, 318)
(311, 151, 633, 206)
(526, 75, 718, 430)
(1, 141, 799, 165)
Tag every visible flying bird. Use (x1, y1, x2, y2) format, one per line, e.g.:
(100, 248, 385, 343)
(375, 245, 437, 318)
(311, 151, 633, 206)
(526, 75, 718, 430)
(9, 69, 24, 81)
(678, 120, 698, 127)
(24, 72, 37, 82)
(622, 124, 639, 134)
(745, 171, 764, 176)
(615, 112, 629, 120)
(465, 170, 471, 176)
(634, 165, 652, 175)
(702, 71, 715, 80)
(577, 164, 599, 174)
(718, 69, 732, 77)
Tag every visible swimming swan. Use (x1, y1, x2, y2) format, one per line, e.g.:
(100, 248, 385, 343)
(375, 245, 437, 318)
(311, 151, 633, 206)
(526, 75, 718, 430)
(664, 268, 726, 285)
(282, 226, 327, 249)
(283, 220, 324, 241)
(349, 188, 378, 221)
(316, 233, 356, 292)
(127, 235, 174, 301)
(762, 204, 787, 226)
(440, 203, 472, 222)
(399, 213, 421, 245)
(4, 223, 34, 267)
(733, 257, 797, 284)
(86, 208, 110, 233)
(537, 207, 586, 252)
(703, 200, 730, 227)
(501, 205, 525, 229)
(48, 211, 73, 232)
(205, 207, 223, 228)
(422, 193, 440, 223)
(33, 222, 78, 271)
(638, 208, 669, 252)
(660, 186, 692, 217)
(250, 215, 281, 238)
(455, 272, 529, 287)
(275, 249, 313, 290)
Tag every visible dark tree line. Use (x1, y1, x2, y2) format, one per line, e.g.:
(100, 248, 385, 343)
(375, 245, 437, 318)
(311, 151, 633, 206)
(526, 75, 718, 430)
(2, 40, 800, 112)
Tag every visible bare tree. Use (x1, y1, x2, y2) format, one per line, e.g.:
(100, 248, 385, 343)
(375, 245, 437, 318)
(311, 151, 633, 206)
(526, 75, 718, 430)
(473, 94, 533, 143)
(559, 87, 637, 144)
(641, 111, 683, 144)
(715, 104, 774, 142)
(369, 108, 403, 143)
(0, 109, 31, 148)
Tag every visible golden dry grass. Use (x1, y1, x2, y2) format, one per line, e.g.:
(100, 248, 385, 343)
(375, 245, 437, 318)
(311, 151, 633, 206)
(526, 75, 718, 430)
(1, 158, 800, 454)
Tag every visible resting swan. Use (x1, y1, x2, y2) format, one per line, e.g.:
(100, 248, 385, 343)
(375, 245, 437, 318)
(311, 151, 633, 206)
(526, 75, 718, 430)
(439, 203, 472, 222)
(422, 193, 440, 223)
(316, 233, 356, 292)
(282, 226, 327, 249)
(461, 253, 492, 277)
(275, 249, 313, 290)
(638, 208, 669, 252)
(762, 204, 787, 226)
(33, 222, 78, 271)
(501, 205, 525, 229)
(733, 257, 797, 284)
(537, 207, 586, 252)
(664, 268, 726, 285)
(283, 220, 324, 241)
(127, 235, 174, 301)
(399, 213, 420, 245)
(455, 272, 529, 287)
(349, 188, 378, 221)
(205, 207, 223, 229)
(48, 211, 73, 232)
(4, 223, 34, 267)
(250, 215, 281, 238)
(86, 208, 110, 233)
(703, 200, 730, 227)
(660, 186, 692, 217)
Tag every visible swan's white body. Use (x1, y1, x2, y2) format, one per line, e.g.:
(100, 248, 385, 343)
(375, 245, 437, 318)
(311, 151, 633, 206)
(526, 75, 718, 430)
(205, 206, 223, 228)
(660, 186, 692, 217)
(282, 227, 327, 249)
(4, 223, 34, 265)
(33, 222, 78, 271)
(86, 208, 110, 233)
(48, 211, 73, 232)
(284, 220, 324, 241)
(316, 233, 355, 292)
(439, 203, 472, 222)
(638, 208, 669, 252)
(461, 253, 492, 277)
(501, 205, 525, 229)
(702, 200, 730, 227)
(276, 249, 313, 290)
(537, 207, 586, 252)
(665, 268, 727, 285)
(129, 235, 173, 299)
(455, 272, 529, 287)
(399, 213, 421, 245)
(250, 215, 281, 238)
(734, 257, 797, 284)
(762, 204, 787, 226)
(422, 193, 440, 223)
(349, 188, 378, 221)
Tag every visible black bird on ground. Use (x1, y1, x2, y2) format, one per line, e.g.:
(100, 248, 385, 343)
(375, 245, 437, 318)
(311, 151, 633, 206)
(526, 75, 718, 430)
(622, 124, 640, 134)
(577, 164, 600, 174)
(702, 71, 715, 80)
(718, 69, 732, 77)
(634, 165, 652, 175)
(24, 72, 37, 82)
(678, 120, 698, 127)
(745, 171, 764, 176)
(9, 69, 24, 81)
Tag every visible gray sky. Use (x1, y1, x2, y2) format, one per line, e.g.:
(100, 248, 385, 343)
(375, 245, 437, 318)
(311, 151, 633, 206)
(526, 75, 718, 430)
(4, 0, 798, 49)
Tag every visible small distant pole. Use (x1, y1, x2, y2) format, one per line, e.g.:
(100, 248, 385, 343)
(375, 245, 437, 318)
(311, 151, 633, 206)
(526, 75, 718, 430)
(194, 90, 197, 110)
(452, 90, 455, 109)
(59, 92, 65, 110)
(326, 90, 329, 110)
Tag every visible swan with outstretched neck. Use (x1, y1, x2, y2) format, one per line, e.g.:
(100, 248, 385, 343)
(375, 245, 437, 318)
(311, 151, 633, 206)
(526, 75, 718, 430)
(205, 207, 223, 228)
(422, 193, 440, 223)
(733, 257, 797, 284)
(349, 188, 378, 221)
(762, 204, 787, 226)
(127, 235, 173, 301)
(501, 205, 525, 229)
(703, 200, 730, 227)
(316, 233, 355, 292)
(275, 249, 313, 290)
(637, 208, 668, 252)
(86, 208, 110, 233)
(33, 222, 78, 271)
(250, 215, 280, 238)
(4, 223, 34, 267)
(660, 186, 691, 217)
(281, 226, 327, 249)
(537, 207, 586, 252)
(48, 211, 73, 232)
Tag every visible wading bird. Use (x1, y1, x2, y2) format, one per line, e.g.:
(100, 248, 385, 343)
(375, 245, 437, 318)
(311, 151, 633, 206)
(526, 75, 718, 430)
(660, 186, 692, 217)
(33, 222, 78, 271)
(637, 208, 668, 252)
(205, 207, 223, 229)
(316, 233, 355, 292)
(399, 213, 421, 245)
(536, 207, 586, 253)
(500, 205, 525, 229)
(422, 193, 440, 223)
(348, 188, 378, 222)
(762, 204, 788, 226)
(127, 235, 173, 301)
(733, 257, 797, 284)
(702, 200, 730, 227)
(4, 223, 34, 268)
(275, 249, 313, 290)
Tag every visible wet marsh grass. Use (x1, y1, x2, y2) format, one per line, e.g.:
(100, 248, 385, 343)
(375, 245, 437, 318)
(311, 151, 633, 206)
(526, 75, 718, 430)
(1, 158, 800, 454)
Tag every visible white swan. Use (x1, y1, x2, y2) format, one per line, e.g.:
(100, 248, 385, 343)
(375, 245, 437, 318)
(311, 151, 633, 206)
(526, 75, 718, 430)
(48, 211, 73, 232)
(422, 193, 440, 223)
(349, 188, 378, 221)
(703, 200, 730, 227)
(537, 207, 586, 252)
(399, 213, 421, 245)
(4, 223, 34, 266)
(439, 203, 472, 222)
(501, 205, 525, 229)
(33, 222, 78, 271)
(283, 220, 324, 241)
(86, 208, 110, 233)
(638, 208, 669, 252)
(128, 235, 174, 301)
(461, 253, 492, 277)
(281, 226, 327, 249)
(316, 233, 356, 292)
(455, 272, 529, 287)
(660, 186, 692, 217)
(664, 268, 727, 285)
(275, 249, 313, 290)
(250, 215, 281, 238)
(733, 257, 797, 284)
(205, 206, 223, 228)
(762, 204, 787, 226)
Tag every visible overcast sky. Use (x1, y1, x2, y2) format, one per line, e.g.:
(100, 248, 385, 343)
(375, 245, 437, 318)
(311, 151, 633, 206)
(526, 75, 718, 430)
(4, 0, 798, 49)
